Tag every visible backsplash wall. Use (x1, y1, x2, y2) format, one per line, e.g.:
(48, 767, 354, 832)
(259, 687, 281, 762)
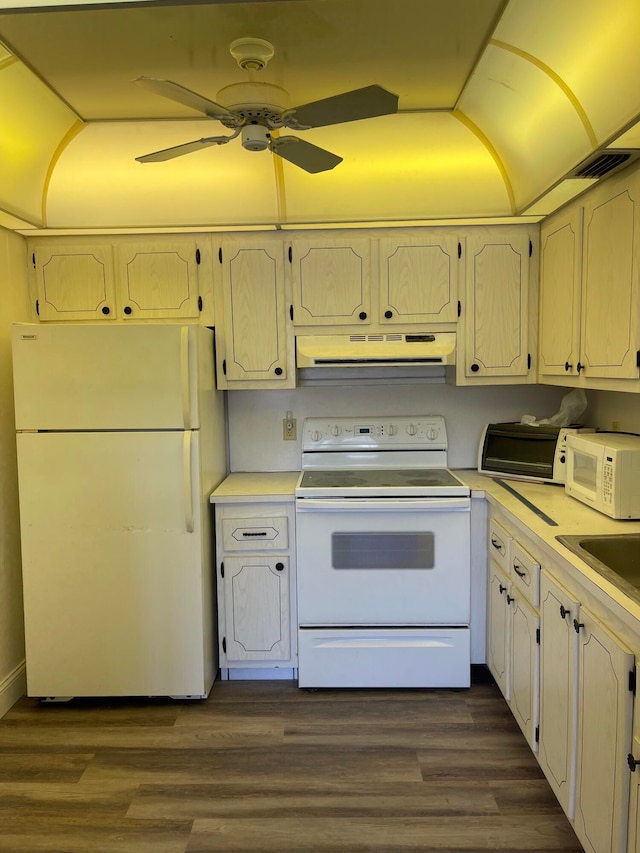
(227, 382, 570, 471)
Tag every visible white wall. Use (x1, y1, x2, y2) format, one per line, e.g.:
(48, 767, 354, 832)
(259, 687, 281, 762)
(227, 381, 569, 471)
(0, 227, 29, 715)
(587, 390, 640, 434)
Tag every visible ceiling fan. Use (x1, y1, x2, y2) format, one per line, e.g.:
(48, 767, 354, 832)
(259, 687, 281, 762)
(134, 37, 399, 174)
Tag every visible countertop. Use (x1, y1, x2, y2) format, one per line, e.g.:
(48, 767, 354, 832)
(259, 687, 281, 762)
(210, 471, 300, 503)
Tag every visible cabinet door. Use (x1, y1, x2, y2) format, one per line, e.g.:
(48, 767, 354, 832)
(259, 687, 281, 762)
(379, 233, 459, 324)
(116, 240, 201, 319)
(581, 170, 640, 379)
(291, 238, 370, 325)
(539, 207, 582, 377)
(573, 607, 634, 853)
(487, 561, 511, 700)
(510, 593, 540, 752)
(538, 571, 580, 819)
(222, 556, 290, 662)
(219, 242, 289, 384)
(629, 668, 640, 853)
(31, 243, 116, 321)
(464, 230, 530, 378)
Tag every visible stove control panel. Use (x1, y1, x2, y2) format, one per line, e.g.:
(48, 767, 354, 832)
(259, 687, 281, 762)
(302, 416, 447, 451)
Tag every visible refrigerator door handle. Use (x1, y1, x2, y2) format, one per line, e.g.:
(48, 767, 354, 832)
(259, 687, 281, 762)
(183, 431, 194, 533)
(180, 326, 192, 429)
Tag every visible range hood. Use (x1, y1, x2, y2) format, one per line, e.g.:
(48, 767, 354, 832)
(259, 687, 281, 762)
(296, 332, 456, 367)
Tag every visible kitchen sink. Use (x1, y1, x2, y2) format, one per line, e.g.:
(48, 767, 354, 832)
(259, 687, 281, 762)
(556, 534, 640, 602)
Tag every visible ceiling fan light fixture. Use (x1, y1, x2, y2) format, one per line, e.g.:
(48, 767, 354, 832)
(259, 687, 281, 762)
(242, 124, 270, 152)
(229, 37, 275, 72)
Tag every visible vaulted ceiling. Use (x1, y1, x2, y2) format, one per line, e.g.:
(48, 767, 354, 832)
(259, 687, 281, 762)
(0, 0, 639, 232)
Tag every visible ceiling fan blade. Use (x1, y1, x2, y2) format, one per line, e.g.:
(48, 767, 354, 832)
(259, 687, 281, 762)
(134, 76, 239, 123)
(136, 135, 234, 163)
(284, 85, 398, 129)
(271, 136, 342, 173)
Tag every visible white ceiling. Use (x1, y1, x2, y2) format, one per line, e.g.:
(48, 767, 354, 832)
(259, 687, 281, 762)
(0, 0, 638, 232)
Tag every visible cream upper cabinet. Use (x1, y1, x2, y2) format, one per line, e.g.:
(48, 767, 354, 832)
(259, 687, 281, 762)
(216, 240, 294, 389)
(539, 207, 582, 377)
(115, 240, 202, 320)
(31, 243, 117, 321)
(290, 238, 371, 326)
(379, 233, 460, 325)
(580, 168, 640, 380)
(460, 227, 533, 383)
(538, 163, 640, 389)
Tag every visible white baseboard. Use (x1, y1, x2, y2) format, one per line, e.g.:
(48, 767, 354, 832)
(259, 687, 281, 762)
(0, 661, 26, 718)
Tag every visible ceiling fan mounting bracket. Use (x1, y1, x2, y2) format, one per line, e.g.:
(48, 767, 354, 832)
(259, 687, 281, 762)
(229, 37, 275, 72)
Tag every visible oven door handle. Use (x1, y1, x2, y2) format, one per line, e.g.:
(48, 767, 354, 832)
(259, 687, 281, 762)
(295, 498, 470, 512)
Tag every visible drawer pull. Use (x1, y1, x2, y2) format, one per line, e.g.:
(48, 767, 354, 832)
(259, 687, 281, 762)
(491, 537, 504, 554)
(242, 531, 268, 537)
(513, 563, 526, 578)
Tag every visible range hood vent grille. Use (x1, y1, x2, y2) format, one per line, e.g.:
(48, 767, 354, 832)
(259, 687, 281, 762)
(296, 332, 456, 369)
(571, 150, 640, 179)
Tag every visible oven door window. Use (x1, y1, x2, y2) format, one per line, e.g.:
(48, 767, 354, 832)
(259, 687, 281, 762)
(332, 531, 434, 570)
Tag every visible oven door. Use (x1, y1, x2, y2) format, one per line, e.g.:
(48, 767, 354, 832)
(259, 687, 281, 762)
(295, 497, 470, 625)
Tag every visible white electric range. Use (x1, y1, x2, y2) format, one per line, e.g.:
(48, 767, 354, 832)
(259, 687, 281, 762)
(295, 415, 471, 688)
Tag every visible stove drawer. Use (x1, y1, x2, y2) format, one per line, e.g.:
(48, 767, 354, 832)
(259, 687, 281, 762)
(298, 627, 470, 688)
(221, 516, 288, 551)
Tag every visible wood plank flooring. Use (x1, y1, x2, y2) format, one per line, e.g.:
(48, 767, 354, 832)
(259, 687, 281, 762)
(0, 674, 583, 852)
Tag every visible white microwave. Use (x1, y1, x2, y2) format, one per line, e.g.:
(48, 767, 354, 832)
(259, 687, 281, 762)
(565, 432, 640, 519)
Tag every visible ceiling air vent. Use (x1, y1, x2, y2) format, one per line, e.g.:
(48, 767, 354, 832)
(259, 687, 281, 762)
(571, 149, 640, 179)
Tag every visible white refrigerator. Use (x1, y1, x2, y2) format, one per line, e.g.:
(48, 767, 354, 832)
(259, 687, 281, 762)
(12, 323, 227, 699)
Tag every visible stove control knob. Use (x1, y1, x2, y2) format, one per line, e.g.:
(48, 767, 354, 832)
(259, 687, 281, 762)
(331, 425, 342, 436)
(311, 430, 322, 442)
(427, 428, 439, 440)
(406, 424, 417, 436)
(387, 425, 397, 436)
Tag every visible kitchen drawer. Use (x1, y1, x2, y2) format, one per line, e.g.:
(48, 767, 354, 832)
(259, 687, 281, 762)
(488, 517, 512, 574)
(511, 541, 541, 607)
(221, 516, 289, 551)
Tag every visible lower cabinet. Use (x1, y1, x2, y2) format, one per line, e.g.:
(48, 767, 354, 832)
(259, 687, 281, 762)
(214, 499, 297, 678)
(487, 510, 637, 853)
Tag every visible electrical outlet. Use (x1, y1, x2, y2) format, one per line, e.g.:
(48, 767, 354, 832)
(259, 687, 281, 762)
(283, 411, 297, 441)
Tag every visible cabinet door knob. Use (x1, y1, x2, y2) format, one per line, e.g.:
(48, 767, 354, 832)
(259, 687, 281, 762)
(499, 583, 506, 595)
(123, 306, 132, 315)
(573, 618, 584, 634)
(470, 363, 480, 373)
(101, 306, 110, 315)
(358, 311, 367, 321)
(564, 361, 572, 371)
(628, 753, 639, 772)
(274, 367, 283, 376)
(275, 562, 285, 572)
(559, 604, 569, 619)
(384, 310, 393, 319)
(576, 362, 584, 374)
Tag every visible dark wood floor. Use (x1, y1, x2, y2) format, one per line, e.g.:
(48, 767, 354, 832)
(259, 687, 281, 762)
(0, 673, 583, 852)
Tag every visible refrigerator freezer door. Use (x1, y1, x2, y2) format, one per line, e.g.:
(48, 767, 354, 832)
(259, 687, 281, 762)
(16, 430, 214, 698)
(12, 323, 205, 431)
